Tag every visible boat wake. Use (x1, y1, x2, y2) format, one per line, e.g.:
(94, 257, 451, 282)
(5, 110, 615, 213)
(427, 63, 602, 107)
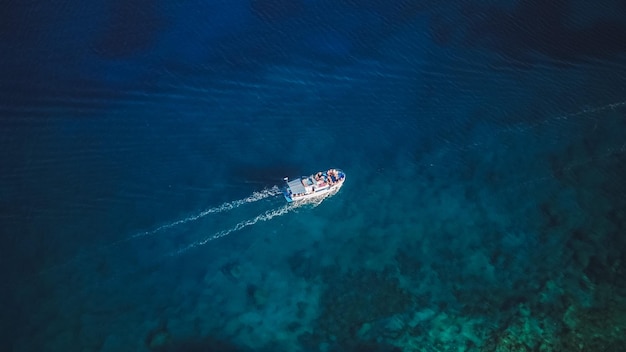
(4, 186, 338, 304)
(117, 186, 282, 245)
(18, 184, 338, 289)
(20, 186, 283, 284)
(169, 203, 296, 256)
(168, 190, 335, 256)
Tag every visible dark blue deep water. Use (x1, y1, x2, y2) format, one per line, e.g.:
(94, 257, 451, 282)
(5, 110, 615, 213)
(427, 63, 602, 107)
(2, 0, 626, 351)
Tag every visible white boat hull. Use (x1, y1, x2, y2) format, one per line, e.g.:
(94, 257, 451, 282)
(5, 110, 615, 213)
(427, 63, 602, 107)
(283, 169, 345, 203)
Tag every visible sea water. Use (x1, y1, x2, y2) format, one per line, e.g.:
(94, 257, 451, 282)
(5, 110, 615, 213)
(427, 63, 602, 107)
(2, 1, 626, 351)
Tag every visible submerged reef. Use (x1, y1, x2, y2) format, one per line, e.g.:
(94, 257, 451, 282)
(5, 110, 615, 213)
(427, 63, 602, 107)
(286, 108, 626, 351)
(482, 292, 626, 352)
(145, 322, 249, 352)
(297, 268, 413, 351)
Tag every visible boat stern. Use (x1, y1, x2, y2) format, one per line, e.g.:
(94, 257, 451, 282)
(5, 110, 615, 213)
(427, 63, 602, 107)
(283, 187, 293, 202)
(282, 177, 294, 202)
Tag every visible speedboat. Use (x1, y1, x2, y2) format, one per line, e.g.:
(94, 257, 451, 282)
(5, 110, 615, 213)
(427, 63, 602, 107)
(283, 169, 345, 202)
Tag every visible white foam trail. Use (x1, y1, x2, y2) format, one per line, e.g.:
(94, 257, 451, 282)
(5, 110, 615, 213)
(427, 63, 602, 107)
(23, 186, 282, 282)
(23, 194, 336, 295)
(170, 203, 296, 255)
(169, 191, 340, 256)
(119, 186, 281, 244)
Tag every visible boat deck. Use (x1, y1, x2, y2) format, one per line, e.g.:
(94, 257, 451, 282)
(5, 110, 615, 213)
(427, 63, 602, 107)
(283, 169, 345, 202)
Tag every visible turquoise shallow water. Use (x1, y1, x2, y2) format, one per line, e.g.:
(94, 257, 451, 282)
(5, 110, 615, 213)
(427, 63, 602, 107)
(2, 1, 626, 351)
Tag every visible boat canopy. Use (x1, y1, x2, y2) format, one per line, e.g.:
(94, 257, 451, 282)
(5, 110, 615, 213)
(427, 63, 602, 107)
(287, 178, 307, 194)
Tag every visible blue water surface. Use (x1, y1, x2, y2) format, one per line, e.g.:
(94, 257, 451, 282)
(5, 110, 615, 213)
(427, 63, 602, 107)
(2, 0, 626, 351)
